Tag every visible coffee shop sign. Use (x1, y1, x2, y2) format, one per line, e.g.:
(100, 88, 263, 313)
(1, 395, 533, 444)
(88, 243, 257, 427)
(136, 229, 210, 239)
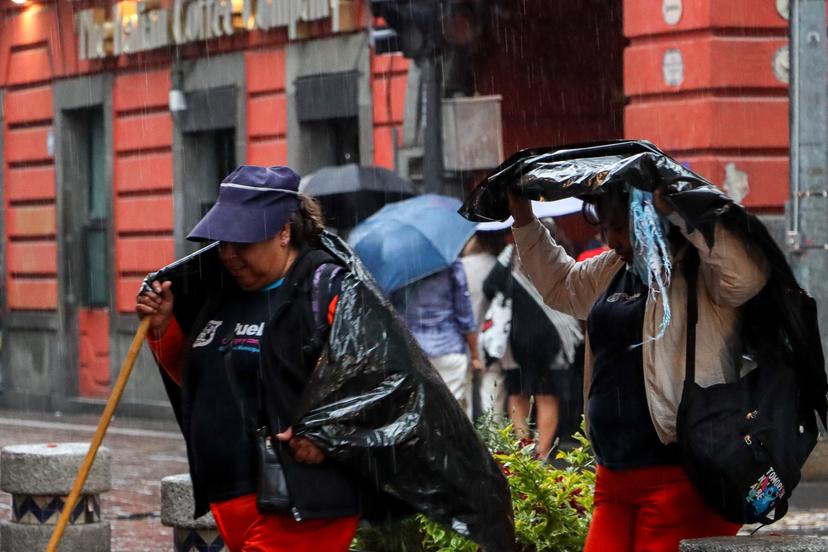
(76, 0, 346, 60)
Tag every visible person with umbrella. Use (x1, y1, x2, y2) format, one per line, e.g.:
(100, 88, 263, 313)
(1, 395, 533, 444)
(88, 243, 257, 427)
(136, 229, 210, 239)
(136, 166, 360, 551)
(391, 258, 482, 406)
(299, 164, 415, 231)
(349, 195, 481, 407)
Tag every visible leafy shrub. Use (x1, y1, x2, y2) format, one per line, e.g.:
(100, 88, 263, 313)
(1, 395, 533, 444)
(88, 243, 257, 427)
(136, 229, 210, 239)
(351, 417, 595, 552)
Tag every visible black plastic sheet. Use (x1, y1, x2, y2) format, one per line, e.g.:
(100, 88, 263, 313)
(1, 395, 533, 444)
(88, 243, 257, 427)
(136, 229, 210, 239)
(143, 234, 515, 552)
(460, 140, 726, 238)
(460, 139, 828, 429)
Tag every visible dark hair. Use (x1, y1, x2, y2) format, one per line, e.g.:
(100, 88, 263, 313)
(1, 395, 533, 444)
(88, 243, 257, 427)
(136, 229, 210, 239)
(288, 193, 326, 246)
(582, 184, 630, 226)
(475, 229, 508, 256)
(583, 185, 686, 246)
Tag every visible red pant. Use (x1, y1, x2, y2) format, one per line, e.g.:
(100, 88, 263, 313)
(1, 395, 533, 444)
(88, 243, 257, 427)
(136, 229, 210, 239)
(584, 465, 740, 552)
(210, 494, 359, 552)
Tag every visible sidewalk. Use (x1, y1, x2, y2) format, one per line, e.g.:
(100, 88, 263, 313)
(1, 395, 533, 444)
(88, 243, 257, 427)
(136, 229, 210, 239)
(0, 408, 187, 551)
(0, 408, 824, 550)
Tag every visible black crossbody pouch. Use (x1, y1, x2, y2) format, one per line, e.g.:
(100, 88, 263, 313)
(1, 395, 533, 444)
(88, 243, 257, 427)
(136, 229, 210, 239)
(253, 426, 291, 513)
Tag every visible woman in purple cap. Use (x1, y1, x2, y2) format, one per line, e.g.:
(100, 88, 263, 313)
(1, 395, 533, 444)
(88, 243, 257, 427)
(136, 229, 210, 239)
(136, 166, 359, 551)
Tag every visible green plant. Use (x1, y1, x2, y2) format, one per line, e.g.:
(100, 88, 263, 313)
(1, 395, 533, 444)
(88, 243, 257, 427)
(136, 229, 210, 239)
(352, 417, 595, 552)
(351, 517, 425, 552)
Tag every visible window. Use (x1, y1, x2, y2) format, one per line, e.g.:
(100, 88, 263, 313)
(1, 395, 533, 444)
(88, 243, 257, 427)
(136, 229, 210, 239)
(79, 107, 109, 308)
(181, 127, 237, 253)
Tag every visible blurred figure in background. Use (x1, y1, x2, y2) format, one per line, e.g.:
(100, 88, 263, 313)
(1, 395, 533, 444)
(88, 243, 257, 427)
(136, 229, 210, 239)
(462, 229, 510, 418)
(392, 261, 482, 410)
(483, 219, 583, 459)
(577, 231, 609, 262)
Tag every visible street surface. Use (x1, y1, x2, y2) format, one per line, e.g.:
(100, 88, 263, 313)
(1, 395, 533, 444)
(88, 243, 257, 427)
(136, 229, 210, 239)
(0, 409, 186, 551)
(0, 409, 823, 550)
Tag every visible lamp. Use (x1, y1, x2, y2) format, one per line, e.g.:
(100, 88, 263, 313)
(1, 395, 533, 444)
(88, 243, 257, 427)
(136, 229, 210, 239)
(169, 60, 187, 114)
(168, 89, 187, 113)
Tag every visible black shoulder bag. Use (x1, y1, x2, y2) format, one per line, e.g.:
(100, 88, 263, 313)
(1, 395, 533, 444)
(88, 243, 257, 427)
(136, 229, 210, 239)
(252, 382, 292, 513)
(676, 249, 816, 525)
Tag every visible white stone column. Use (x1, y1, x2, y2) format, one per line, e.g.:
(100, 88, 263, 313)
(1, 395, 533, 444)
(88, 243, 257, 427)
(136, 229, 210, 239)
(161, 473, 227, 551)
(0, 443, 111, 551)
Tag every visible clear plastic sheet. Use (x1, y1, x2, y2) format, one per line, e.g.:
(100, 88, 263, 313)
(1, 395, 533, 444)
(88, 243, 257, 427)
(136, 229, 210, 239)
(143, 233, 515, 552)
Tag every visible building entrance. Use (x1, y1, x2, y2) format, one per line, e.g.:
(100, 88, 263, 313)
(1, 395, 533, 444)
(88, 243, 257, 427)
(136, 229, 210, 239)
(63, 106, 111, 398)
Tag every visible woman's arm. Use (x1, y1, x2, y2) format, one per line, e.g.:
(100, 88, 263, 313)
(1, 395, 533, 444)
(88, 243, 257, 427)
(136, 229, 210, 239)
(508, 193, 622, 320)
(146, 318, 185, 386)
(136, 280, 183, 386)
(512, 221, 622, 320)
(670, 214, 769, 307)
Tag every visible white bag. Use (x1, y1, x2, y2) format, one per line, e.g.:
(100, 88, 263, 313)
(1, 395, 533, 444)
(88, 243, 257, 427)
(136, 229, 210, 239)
(481, 291, 512, 360)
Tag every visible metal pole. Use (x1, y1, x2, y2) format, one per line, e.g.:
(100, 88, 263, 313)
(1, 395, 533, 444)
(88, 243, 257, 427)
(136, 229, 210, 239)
(422, 55, 444, 194)
(788, 0, 828, 382)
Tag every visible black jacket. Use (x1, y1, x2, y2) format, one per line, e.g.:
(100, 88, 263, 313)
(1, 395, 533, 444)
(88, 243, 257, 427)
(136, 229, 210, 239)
(178, 247, 360, 520)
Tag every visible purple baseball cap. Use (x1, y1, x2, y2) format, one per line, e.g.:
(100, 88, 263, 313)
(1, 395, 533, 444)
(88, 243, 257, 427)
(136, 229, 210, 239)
(187, 165, 301, 243)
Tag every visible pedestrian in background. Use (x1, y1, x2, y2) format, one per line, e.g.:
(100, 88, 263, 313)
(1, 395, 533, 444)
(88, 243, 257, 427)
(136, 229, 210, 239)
(462, 229, 510, 418)
(576, 231, 609, 262)
(508, 184, 767, 551)
(483, 220, 582, 460)
(137, 166, 360, 552)
(392, 260, 482, 409)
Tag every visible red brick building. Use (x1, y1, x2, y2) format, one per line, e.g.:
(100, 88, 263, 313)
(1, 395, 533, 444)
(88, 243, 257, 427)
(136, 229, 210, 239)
(0, 0, 792, 412)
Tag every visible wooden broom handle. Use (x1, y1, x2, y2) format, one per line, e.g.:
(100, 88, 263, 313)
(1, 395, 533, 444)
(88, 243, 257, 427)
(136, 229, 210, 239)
(47, 316, 151, 552)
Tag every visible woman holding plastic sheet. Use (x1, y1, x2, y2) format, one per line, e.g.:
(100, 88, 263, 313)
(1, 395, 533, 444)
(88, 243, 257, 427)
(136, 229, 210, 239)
(136, 166, 358, 552)
(507, 184, 768, 552)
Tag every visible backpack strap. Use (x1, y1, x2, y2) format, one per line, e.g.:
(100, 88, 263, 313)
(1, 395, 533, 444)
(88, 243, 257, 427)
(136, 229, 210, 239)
(311, 263, 344, 327)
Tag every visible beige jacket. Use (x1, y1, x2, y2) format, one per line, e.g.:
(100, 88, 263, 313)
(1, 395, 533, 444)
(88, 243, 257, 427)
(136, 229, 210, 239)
(512, 216, 769, 444)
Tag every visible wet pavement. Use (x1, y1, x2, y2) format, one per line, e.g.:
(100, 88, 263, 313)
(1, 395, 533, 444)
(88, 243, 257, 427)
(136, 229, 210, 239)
(0, 408, 824, 550)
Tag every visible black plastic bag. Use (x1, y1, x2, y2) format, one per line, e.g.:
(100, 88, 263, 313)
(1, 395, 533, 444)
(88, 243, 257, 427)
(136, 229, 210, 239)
(143, 234, 515, 552)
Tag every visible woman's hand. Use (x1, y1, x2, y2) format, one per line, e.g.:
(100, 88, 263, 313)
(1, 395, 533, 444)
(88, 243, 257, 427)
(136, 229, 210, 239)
(507, 189, 534, 228)
(276, 427, 325, 464)
(136, 280, 174, 339)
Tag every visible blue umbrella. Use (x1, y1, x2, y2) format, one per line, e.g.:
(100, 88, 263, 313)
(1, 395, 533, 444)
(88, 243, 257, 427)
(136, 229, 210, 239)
(348, 194, 477, 293)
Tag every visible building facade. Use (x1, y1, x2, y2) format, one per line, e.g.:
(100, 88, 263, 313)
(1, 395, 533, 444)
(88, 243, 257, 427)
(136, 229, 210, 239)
(0, 0, 792, 414)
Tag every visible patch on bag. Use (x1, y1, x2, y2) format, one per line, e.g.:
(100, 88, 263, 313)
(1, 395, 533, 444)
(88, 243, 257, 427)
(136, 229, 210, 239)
(746, 467, 785, 515)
